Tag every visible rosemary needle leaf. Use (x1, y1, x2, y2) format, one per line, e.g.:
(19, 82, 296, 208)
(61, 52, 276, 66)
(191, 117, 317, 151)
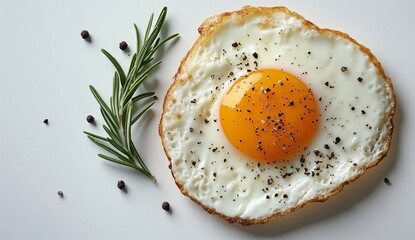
(144, 13, 154, 42)
(131, 92, 155, 103)
(110, 96, 115, 113)
(85, 133, 131, 163)
(154, 38, 160, 48)
(88, 136, 130, 163)
(106, 138, 132, 160)
(130, 142, 149, 173)
(123, 61, 161, 102)
(122, 73, 149, 105)
(83, 131, 107, 141)
(100, 108, 118, 135)
(134, 23, 140, 54)
(124, 66, 137, 95)
(98, 154, 139, 172)
(112, 73, 120, 117)
(151, 33, 179, 55)
(84, 7, 178, 181)
(132, 101, 155, 125)
(99, 153, 155, 181)
(128, 53, 137, 75)
(101, 49, 127, 86)
(89, 85, 117, 121)
(124, 103, 133, 153)
(142, 57, 154, 66)
(102, 125, 122, 144)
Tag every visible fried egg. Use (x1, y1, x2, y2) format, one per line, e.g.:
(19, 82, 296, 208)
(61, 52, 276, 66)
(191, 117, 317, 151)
(159, 6, 395, 225)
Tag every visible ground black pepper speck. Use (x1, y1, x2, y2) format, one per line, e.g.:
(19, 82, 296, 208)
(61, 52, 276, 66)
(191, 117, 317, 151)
(43, 119, 48, 124)
(384, 178, 391, 185)
(57, 191, 64, 197)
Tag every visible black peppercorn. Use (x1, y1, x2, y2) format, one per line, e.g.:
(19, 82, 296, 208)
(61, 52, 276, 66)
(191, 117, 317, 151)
(43, 119, 49, 124)
(86, 115, 95, 123)
(80, 30, 89, 39)
(341, 66, 348, 72)
(119, 41, 128, 51)
(117, 180, 125, 190)
(162, 201, 170, 211)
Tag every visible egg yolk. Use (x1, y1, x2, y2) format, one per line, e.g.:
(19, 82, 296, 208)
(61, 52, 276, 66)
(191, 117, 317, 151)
(220, 69, 319, 162)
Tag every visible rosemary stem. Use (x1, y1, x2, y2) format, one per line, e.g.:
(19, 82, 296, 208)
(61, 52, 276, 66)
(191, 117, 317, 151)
(84, 7, 178, 181)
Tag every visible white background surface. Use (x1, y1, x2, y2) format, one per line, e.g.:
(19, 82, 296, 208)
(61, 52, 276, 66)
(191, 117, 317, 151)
(0, 0, 413, 239)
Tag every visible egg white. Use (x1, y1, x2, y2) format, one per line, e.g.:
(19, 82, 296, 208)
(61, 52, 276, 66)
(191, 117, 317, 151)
(160, 7, 395, 223)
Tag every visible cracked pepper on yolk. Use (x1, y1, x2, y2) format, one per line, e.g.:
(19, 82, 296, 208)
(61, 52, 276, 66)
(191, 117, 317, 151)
(220, 69, 319, 162)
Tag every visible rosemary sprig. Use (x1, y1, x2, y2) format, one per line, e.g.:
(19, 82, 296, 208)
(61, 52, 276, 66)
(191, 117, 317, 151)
(84, 7, 178, 182)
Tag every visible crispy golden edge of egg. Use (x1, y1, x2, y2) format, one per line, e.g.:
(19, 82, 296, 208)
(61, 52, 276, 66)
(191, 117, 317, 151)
(159, 6, 396, 225)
